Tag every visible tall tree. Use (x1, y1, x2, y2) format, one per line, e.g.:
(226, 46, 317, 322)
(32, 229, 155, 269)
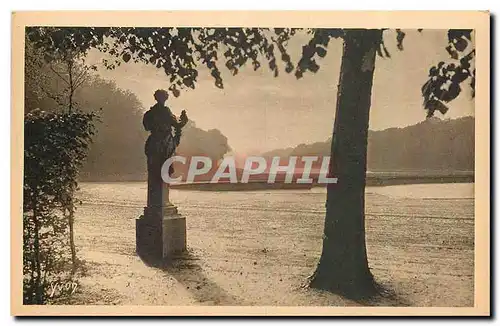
(307, 29, 381, 296)
(25, 38, 96, 275)
(27, 27, 475, 298)
(49, 54, 92, 274)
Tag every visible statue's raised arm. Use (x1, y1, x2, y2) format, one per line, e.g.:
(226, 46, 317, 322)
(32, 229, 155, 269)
(178, 110, 188, 127)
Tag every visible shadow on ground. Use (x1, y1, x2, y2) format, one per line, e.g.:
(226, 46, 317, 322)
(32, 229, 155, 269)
(139, 250, 242, 305)
(358, 281, 412, 307)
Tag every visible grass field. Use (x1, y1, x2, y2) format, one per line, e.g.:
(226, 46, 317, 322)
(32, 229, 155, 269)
(64, 182, 474, 306)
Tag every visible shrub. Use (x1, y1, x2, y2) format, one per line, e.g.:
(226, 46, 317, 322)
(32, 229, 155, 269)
(23, 109, 97, 304)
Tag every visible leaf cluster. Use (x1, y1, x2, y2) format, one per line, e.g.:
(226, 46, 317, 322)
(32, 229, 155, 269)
(421, 30, 475, 117)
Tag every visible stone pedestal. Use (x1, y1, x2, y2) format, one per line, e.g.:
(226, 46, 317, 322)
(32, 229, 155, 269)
(162, 214, 187, 258)
(136, 182, 186, 263)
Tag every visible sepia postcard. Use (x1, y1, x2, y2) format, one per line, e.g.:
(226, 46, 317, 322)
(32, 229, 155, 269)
(11, 11, 490, 316)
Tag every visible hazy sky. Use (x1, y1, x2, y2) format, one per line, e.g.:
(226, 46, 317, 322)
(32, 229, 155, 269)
(86, 29, 475, 154)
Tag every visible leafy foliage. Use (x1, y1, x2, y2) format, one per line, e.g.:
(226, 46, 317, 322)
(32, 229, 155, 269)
(27, 27, 475, 119)
(421, 30, 475, 117)
(25, 40, 67, 109)
(23, 109, 97, 304)
(27, 27, 301, 96)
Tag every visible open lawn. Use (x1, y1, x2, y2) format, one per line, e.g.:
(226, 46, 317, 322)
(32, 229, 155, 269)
(64, 182, 474, 307)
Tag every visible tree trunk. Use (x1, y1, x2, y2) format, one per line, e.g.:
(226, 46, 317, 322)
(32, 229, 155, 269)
(32, 204, 43, 303)
(25, 214, 36, 304)
(309, 29, 382, 299)
(67, 199, 77, 275)
(68, 59, 74, 113)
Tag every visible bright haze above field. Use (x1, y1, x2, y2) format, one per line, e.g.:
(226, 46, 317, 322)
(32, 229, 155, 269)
(86, 29, 475, 154)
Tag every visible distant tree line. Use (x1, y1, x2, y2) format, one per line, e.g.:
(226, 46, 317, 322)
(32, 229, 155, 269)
(262, 116, 474, 172)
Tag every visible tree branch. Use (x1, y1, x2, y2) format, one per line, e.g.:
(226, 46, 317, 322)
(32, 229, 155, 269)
(49, 65, 70, 86)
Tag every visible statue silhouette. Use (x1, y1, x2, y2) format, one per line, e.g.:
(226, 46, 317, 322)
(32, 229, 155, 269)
(143, 89, 188, 209)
